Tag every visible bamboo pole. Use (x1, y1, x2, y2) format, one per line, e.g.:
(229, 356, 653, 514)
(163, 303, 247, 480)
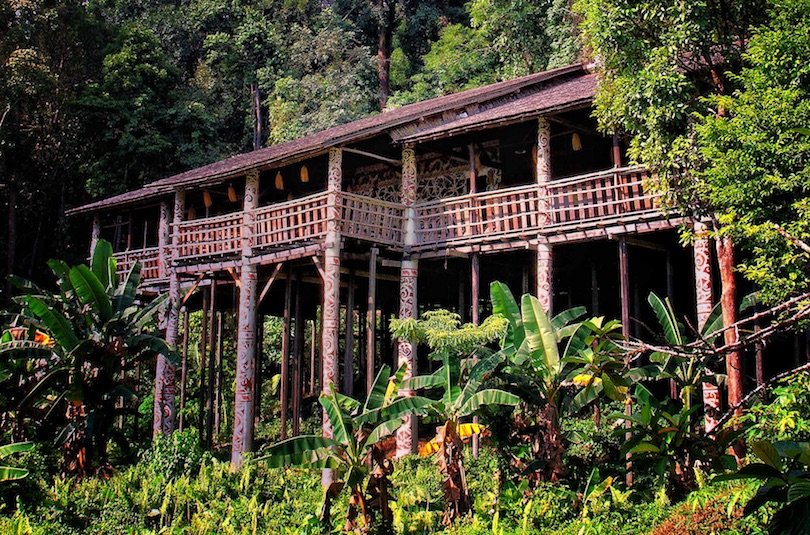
(179, 309, 190, 431)
(293, 272, 304, 436)
(280, 268, 292, 441)
(366, 248, 378, 394)
(205, 282, 217, 448)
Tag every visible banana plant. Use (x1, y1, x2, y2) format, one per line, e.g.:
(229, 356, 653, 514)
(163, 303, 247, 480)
(0, 240, 174, 475)
(0, 441, 34, 482)
(258, 364, 433, 532)
(490, 281, 620, 482)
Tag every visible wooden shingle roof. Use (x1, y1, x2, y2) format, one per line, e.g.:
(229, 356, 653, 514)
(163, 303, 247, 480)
(67, 63, 594, 215)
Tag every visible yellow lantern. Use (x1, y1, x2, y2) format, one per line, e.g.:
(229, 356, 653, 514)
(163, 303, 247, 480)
(275, 171, 284, 190)
(299, 164, 309, 183)
(227, 184, 238, 202)
(571, 132, 583, 151)
(203, 191, 213, 208)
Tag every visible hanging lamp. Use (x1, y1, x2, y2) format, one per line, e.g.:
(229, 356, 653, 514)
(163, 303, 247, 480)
(571, 132, 583, 151)
(203, 191, 213, 208)
(227, 184, 238, 202)
(299, 164, 309, 183)
(274, 171, 284, 190)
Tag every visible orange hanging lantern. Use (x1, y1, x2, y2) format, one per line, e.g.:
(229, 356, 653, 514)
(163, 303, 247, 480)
(299, 164, 309, 183)
(227, 184, 238, 202)
(571, 132, 583, 151)
(274, 171, 284, 190)
(203, 191, 213, 208)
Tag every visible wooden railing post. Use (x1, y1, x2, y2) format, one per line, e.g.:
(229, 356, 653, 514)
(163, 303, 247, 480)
(232, 171, 260, 468)
(396, 142, 419, 457)
(153, 189, 184, 438)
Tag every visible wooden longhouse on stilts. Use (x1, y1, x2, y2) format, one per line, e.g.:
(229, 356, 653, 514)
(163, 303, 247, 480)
(67, 63, 720, 467)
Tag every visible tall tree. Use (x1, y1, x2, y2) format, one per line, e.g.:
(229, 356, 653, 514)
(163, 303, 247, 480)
(576, 0, 770, 410)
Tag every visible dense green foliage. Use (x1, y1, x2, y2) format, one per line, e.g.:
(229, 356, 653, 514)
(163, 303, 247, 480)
(577, 0, 810, 303)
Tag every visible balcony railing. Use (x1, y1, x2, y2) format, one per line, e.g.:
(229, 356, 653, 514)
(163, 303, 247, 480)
(414, 184, 541, 248)
(340, 192, 405, 246)
(114, 247, 162, 282)
(255, 192, 329, 250)
(112, 166, 664, 282)
(174, 211, 243, 262)
(545, 166, 658, 230)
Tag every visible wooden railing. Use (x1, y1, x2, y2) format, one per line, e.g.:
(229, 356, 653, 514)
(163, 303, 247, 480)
(141, 166, 661, 268)
(545, 166, 658, 229)
(414, 184, 541, 248)
(174, 211, 242, 262)
(254, 192, 329, 250)
(114, 247, 162, 281)
(340, 192, 405, 246)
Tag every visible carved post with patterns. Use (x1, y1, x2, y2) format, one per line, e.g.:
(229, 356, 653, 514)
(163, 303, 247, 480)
(536, 117, 553, 313)
(153, 189, 184, 437)
(321, 149, 343, 485)
(694, 220, 720, 431)
(396, 143, 419, 457)
(231, 171, 259, 467)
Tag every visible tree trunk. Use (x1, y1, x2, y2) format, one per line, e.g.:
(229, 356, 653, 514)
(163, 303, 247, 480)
(251, 81, 263, 151)
(715, 234, 742, 410)
(376, 0, 395, 110)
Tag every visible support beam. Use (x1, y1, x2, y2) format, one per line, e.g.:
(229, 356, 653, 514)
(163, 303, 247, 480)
(178, 308, 190, 431)
(342, 147, 401, 166)
(618, 236, 632, 487)
(470, 253, 480, 458)
(321, 148, 343, 485)
(280, 269, 292, 440)
(343, 271, 356, 396)
(258, 263, 285, 305)
(694, 220, 720, 431)
(153, 189, 184, 437)
(205, 282, 217, 448)
(395, 259, 418, 458)
(396, 142, 419, 458)
(231, 170, 260, 467)
(293, 272, 304, 436)
(536, 244, 553, 314)
(366, 248, 378, 394)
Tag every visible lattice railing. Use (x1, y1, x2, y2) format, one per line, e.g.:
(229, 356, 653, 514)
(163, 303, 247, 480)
(340, 192, 405, 246)
(254, 192, 329, 250)
(414, 184, 541, 247)
(544, 166, 658, 229)
(114, 247, 162, 281)
(174, 212, 242, 261)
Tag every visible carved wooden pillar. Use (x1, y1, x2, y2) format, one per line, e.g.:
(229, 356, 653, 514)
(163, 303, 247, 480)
(153, 189, 184, 438)
(322, 149, 342, 432)
(90, 214, 101, 257)
(535, 117, 554, 311)
(231, 171, 260, 467)
(694, 220, 719, 431)
(158, 201, 170, 278)
(396, 142, 419, 457)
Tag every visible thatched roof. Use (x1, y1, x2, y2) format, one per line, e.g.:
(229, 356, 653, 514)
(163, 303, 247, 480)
(67, 63, 595, 215)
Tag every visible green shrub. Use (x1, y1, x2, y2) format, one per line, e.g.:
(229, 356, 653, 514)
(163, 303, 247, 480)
(743, 371, 810, 443)
(138, 429, 210, 480)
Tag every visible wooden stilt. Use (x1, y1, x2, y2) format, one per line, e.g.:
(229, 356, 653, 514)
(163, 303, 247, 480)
(206, 282, 217, 448)
(179, 308, 190, 431)
(322, 148, 343, 486)
(280, 269, 292, 440)
(470, 253, 480, 458)
(366, 248, 378, 394)
(310, 319, 316, 396)
(256, 314, 264, 420)
(199, 287, 209, 443)
(619, 237, 632, 487)
(694, 220, 720, 429)
(293, 272, 304, 436)
(231, 169, 260, 467)
(214, 311, 224, 438)
(343, 271, 356, 396)
(153, 193, 183, 437)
